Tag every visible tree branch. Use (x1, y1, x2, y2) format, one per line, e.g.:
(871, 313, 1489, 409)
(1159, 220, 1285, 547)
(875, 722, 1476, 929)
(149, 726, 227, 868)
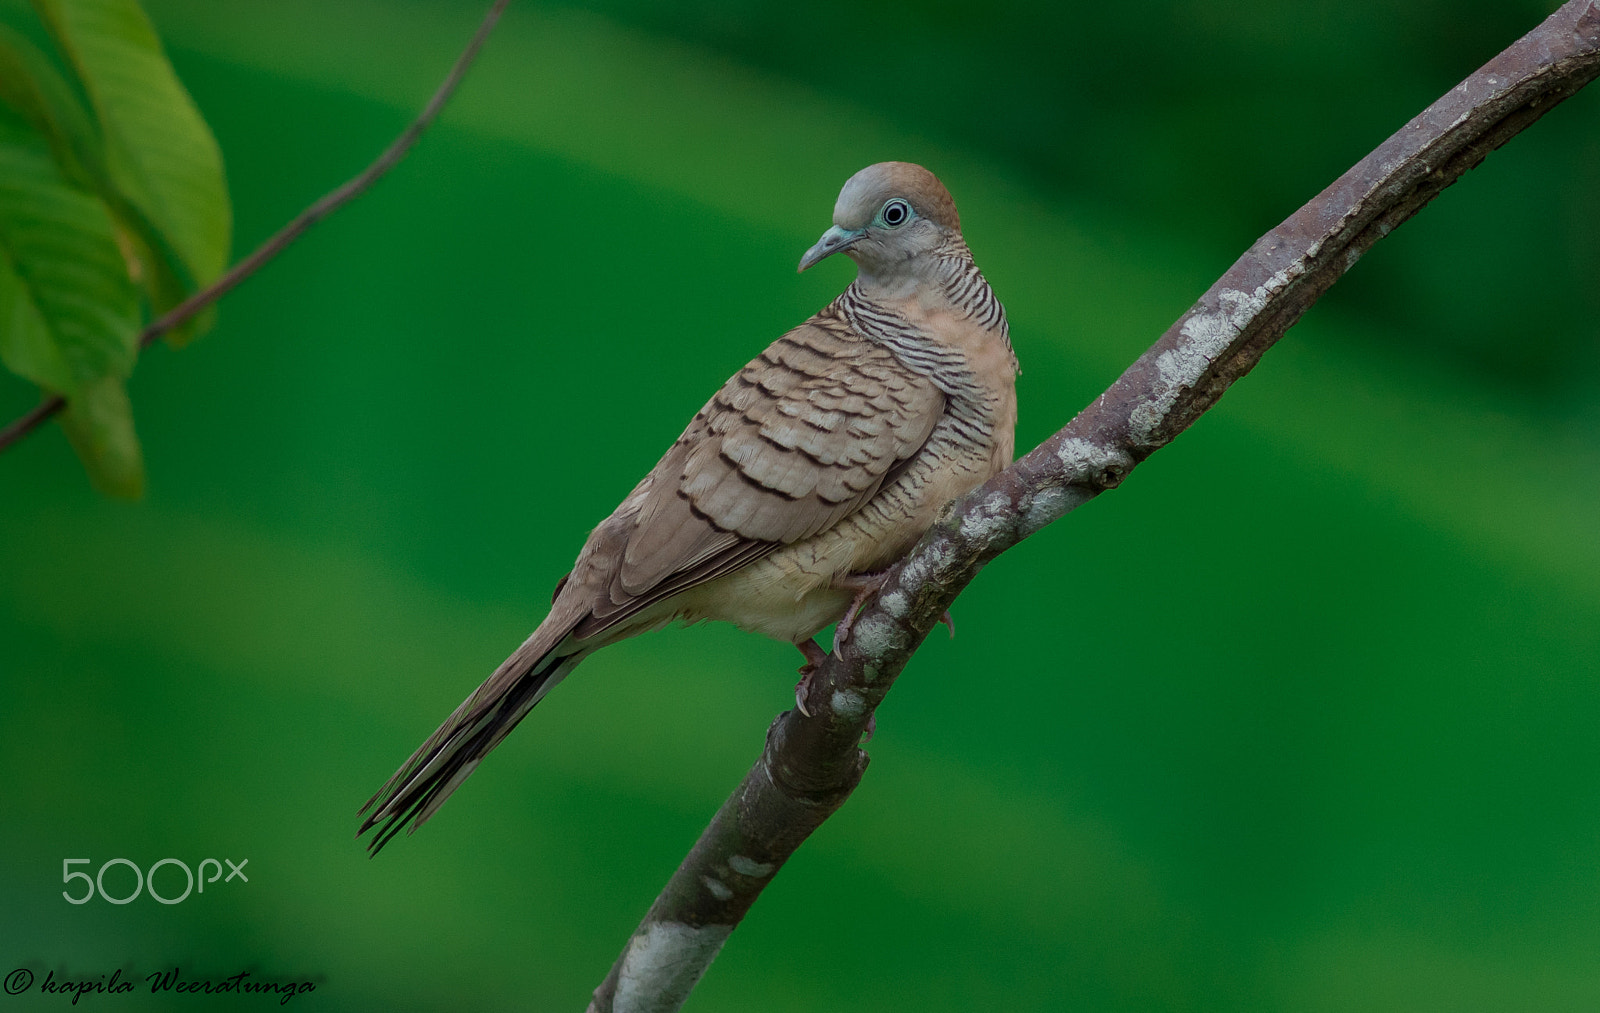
(588, 2, 1600, 1010)
(0, 0, 510, 454)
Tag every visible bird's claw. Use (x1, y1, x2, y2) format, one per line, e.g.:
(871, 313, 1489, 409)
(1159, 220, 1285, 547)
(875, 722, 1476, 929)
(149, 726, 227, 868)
(794, 675, 814, 717)
(831, 569, 892, 649)
(831, 569, 957, 648)
(794, 639, 829, 717)
(794, 637, 879, 741)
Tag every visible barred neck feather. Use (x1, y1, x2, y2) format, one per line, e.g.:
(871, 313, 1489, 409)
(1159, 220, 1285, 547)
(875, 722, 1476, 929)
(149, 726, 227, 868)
(926, 235, 1009, 338)
(831, 236, 1012, 386)
(823, 256, 1013, 442)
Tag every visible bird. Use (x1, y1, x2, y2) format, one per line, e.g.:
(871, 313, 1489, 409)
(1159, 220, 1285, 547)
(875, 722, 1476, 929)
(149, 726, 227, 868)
(358, 161, 1018, 854)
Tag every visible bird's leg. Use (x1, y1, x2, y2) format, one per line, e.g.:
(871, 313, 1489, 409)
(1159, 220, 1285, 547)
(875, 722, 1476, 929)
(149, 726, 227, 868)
(797, 569, 954, 734)
(832, 570, 957, 647)
(792, 638, 878, 741)
(831, 569, 891, 648)
(793, 638, 829, 717)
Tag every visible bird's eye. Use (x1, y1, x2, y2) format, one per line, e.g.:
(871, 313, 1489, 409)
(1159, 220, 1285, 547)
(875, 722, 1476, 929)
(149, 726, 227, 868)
(879, 198, 911, 228)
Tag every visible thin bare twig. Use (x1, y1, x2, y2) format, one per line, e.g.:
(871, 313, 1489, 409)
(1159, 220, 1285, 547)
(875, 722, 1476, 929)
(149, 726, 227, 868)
(588, 2, 1600, 1010)
(0, 0, 510, 453)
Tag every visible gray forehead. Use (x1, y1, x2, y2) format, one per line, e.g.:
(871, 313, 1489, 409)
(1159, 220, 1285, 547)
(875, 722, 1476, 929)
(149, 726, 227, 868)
(832, 169, 895, 229)
(829, 162, 958, 231)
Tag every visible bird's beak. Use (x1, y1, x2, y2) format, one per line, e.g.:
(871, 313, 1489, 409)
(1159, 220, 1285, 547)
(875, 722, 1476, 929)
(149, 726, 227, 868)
(797, 225, 864, 273)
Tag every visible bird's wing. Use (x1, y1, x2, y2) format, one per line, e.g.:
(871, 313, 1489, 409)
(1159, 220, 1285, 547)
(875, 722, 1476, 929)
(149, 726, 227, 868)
(572, 317, 944, 638)
(360, 317, 944, 850)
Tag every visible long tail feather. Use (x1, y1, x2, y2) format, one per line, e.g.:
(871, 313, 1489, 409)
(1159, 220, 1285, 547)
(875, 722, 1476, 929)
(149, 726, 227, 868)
(358, 623, 581, 854)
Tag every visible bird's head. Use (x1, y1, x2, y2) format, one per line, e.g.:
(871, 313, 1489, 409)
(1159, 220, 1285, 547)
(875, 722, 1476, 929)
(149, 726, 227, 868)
(797, 162, 962, 282)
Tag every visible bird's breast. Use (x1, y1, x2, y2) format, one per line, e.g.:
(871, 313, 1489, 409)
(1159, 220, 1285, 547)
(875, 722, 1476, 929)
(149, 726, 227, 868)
(680, 324, 1016, 645)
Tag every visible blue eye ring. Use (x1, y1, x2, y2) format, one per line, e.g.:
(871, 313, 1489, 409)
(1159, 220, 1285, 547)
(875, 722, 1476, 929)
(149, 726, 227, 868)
(879, 198, 912, 228)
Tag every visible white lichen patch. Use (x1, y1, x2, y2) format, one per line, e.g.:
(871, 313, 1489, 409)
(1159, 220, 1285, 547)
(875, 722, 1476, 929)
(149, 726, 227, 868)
(728, 855, 774, 878)
(1017, 484, 1091, 538)
(700, 876, 733, 901)
(896, 538, 956, 590)
(958, 491, 1014, 544)
(1053, 437, 1103, 474)
(614, 921, 733, 1013)
(830, 688, 867, 719)
(878, 590, 910, 619)
(851, 612, 909, 660)
(1128, 266, 1298, 446)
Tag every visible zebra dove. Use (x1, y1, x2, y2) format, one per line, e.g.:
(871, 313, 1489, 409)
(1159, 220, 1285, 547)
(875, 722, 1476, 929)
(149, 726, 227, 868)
(360, 162, 1018, 852)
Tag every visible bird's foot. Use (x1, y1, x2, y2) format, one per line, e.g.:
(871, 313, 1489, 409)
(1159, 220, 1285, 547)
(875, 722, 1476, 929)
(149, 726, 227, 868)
(793, 639, 829, 717)
(795, 638, 879, 742)
(831, 569, 892, 649)
(831, 570, 957, 647)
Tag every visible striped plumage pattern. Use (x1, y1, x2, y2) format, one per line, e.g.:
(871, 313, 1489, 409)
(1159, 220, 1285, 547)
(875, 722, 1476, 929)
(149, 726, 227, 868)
(359, 162, 1018, 852)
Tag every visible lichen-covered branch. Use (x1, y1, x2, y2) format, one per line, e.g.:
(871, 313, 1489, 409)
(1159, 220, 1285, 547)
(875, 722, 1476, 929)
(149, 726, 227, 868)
(589, 2, 1600, 1010)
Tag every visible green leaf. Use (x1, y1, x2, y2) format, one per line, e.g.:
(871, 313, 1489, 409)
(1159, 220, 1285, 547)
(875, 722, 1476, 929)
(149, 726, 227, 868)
(0, 21, 105, 192)
(32, 0, 230, 344)
(0, 107, 143, 493)
(0, 17, 190, 343)
(58, 371, 143, 497)
(0, 221, 70, 394)
(0, 110, 138, 397)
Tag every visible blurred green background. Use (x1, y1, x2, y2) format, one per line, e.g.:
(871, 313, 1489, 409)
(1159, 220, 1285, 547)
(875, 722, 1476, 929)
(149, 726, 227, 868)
(3, 0, 1599, 1009)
